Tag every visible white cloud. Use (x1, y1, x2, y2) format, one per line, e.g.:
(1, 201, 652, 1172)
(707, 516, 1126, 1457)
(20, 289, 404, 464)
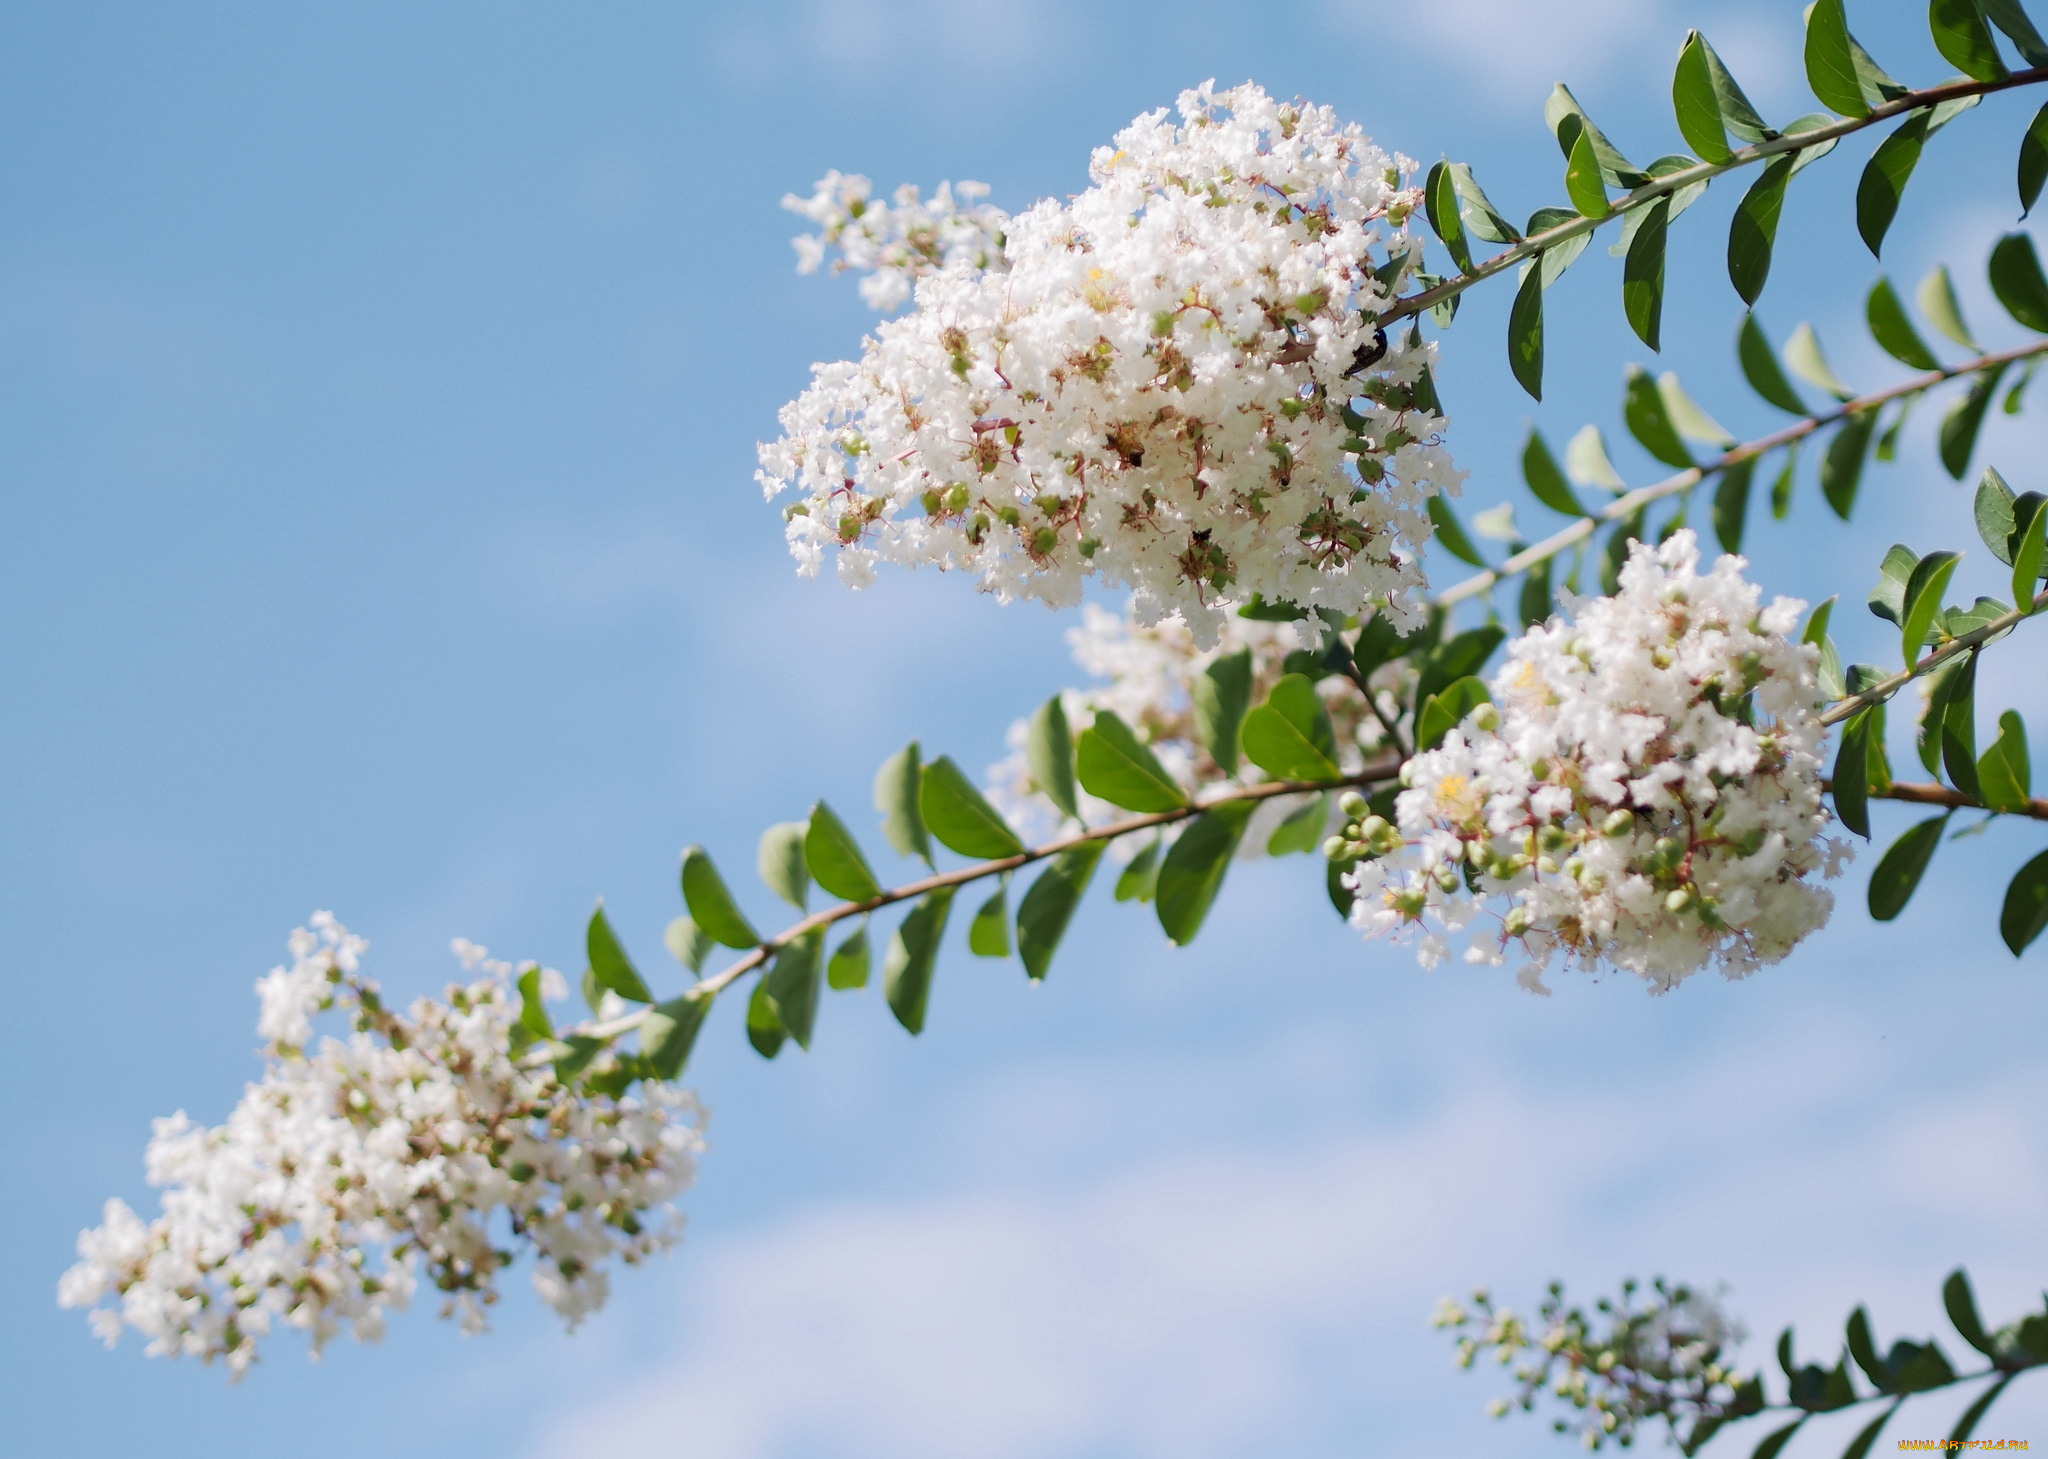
(526, 1016, 2048, 1459)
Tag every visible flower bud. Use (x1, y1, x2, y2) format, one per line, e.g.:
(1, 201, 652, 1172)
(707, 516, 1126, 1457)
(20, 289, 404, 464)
(1339, 791, 1369, 818)
(1601, 809, 1634, 838)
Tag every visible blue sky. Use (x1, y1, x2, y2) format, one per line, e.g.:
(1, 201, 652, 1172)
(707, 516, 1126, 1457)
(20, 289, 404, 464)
(4, 1, 2047, 1455)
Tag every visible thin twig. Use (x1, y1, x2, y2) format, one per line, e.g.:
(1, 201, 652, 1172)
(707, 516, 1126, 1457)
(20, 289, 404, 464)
(1820, 778, 2048, 823)
(1432, 340, 2048, 608)
(1382, 68, 2048, 328)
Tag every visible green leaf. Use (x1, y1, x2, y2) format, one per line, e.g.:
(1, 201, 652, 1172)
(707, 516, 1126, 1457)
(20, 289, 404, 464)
(1624, 364, 1693, 466)
(1869, 813, 1948, 919)
(1839, 1403, 1898, 1459)
(1786, 322, 1855, 400)
(920, 755, 1027, 858)
(968, 878, 1010, 957)
(1566, 425, 1627, 492)
(1918, 264, 1982, 350)
(1416, 676, 1493, 752)
(1804, 593, 1838, 647)
(883, 886, 954, 1033)
(1156, 801, 1255, 946)
(1728, 157, 1794, 306)
(1240, 674, 1342, 782)
(1948, 1374, 2017, 1444)
(1019, 696, 1080, 823)
(682, 846, 761, 948)
(1673, 31, 1735, 162)
(1848, 24, 1909, 105)
(1424, 161, 1473, 274)
(1622, 198, 1670, 349)
(1990, 232, 2048, 331)
(1941, 651, 1982, 796)
(1414, 626, 1507, 715)
(1445, 161, 1520, 243)
(1941, 365, 2010, 478)
(2024, 102, 2048, 221)
(1944, 1269, 1999, 1357)
(2014, 494, 2048, 605)
(1193, 648, 1254, 777)
(1976, 466, 2020, 561)
(1016, 840, 1104, 979)
(1601, 512, 1641, 595)
(553, 1032, 607, 1082)
(1749, 1418, 1804, 1459)
(1426, 495, 1487, 567)
(515, 966, 555, 1040)
(1115, 834, 1163, 902)
(1932, 0, 2011, 80)
(1739, 313, 1809, 413)
(1978, 709, 2032, 809)
(1822, 410, 1878, 519)
(587, 901, 654, 1003)
(1868, 542, 1917, 624)
(1076, 711, 1188, 812)
(763, 927, 824, 1050)
(1834, 708, 1875, 837)
(1267, 792, 1330, 856)
(1712, 455, 1758, 553)
(828, 919, 870, 989)
(1856, 110, 1931, 258)
(1522, 428, 1587, 516)
(2005, 356, 2039, 412)
(1546, 85, 1649, 186)
(639, 987, 712, 1080)
(1847, 1307, 1888, 1388)
(664, 915, 714, 973)
(806, 800, 883, 904)
(758, 821, 809, 910)
(1866, 276, 1941, 368)
(1986, 0, 2048, 63)
(746, 977, 786, 1059)
(1805, 0, 1869, 114)
(1903, 549, 1963, 662)
(1875, 395, 1916, 461)
(1507, 254, 1545, 401)
(874, 740, 933, 866)
(1519, 552, 1555, 628)
(2003, 850, 2048, 953)
(1659, 373, 1735, 446)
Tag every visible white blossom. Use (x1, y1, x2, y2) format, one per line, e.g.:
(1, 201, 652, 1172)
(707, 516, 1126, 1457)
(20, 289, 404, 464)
(1342, 532, 1847, 991)
(783, 171, 1006, 313)
(59, 917, 705, 1375)
(759, 82, 1462, 644)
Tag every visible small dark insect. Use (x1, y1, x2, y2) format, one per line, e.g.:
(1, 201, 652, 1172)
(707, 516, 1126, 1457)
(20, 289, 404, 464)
(1346, 327, 1389, 376)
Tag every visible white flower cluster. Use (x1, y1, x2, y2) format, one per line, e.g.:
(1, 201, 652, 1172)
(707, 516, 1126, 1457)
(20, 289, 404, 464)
(985, 599, 1411, 847)
(1344, 532, 1847, 991)
(784, 170, 1007, 313)
(760, 81, 1460, 644)
(59, 915, 705, 1375)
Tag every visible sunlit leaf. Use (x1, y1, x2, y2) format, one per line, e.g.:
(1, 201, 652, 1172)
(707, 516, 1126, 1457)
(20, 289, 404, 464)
(1977, 708, 2033, 809)
(1241, 674, 1342, 782)
(1566, 424, 1628, 491)
(762, 926, 825, 1049)
(1918, 264, 1982, 350)
(1446, 161, 1521, 243)
(1424, 161, 1473, 274)
(1805, 0, 1869, 116)
(1115, 834, 1163, 903)
(758, 821, 809, 911)
(807, 800, 883, 903)
(1786, 321, 1855, 399)
(827, 918, 870, 989)
(664, 915, 714, 974)
(1659, 373, 1736, 445)
(640, 987, 712, 1080)
(874, 739, 933, 866)
(967, 878, 1010, 957)
(1902, 549, 1963, 662)
(1076, 711, 1188, 812)
(1545, 84, 1649, 186)
(1522, 428, 1587, 516)
(1867, 543, 1917, 625)
(1416, 676, 1493, 752)
(1931, 0, 2011, 80)
(1986, 0, 2048, 64)
(1193, 647, 1253, 778)
(920, 755, 1027, 859)
(1267, 793, 1330, 856)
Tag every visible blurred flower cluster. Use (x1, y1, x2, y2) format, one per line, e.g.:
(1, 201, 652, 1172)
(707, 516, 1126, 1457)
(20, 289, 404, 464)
(59, 916, 705, 1375)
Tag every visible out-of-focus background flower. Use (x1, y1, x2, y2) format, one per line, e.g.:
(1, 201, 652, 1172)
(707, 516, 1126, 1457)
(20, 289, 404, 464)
(2, 1, 2043, 1453)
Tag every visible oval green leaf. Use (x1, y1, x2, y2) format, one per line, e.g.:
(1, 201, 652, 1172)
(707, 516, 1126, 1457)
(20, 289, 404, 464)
(1507, 260, 1544, 401)
(1786, 322, 1854, 400)
(1902, 549, 1963, 662)
(874, 739, 933, 865)
(1932, 0, 2010, 80)
(1240, 674, 1341, 782)
(1869, 814, 1948, 920)
(1416, 676, 1494, 752)
(1728, 157, 1793, 306)
(639, 987, 712, 1081)
(920, 755, 1028, 858)
(1076, 710, 1188, 812)
(1990, 232, 2048, 331)
(1713, 454, 1758, 553)
(1016, 841, 1104, 980)
(883, 886, 954, 1032)
(682, 846, 761, 949)
(1026, 695, 1080, 822)
(763, 928, 825, 1050)
(1426, 494, 1486, 567)
(1856, 111, 1931, 257)
(664, 914, 714, 973)
(2002, 847, 2048, 953)
(1673, 31, 1734, 163)
(1833, 709, 1874, 838)
(1156, 802, 1256, 946)
(807, 800, 883, 903)
(1115, 834, 1163, 903)
(1624, 363, 1692, 466)
(1822, 410, 1877, 519)
(1424, 160, 1474, 274)
(745, 976, 786, 1059)
(587, 901, 653, 1003)
(758, 821, 809, 911)
(1941, 366, 2010, 479)
(1978, 708, 2032, 809)
(828, 918, 871, 989)
(1805, 0, 1869, 115)
(1193, 647, 1253, 776)
(2022, 100, 2048, 218)
(2013, 495, 2048, 606)
(1522, 427, 1586, 516)
(1919, 264, 1982, 351)
(1622, 198, 1670, 351)
(1866, 275, 1940, 368)
(968, 879, 1010, 957)
(1266, 792, 1330, 857)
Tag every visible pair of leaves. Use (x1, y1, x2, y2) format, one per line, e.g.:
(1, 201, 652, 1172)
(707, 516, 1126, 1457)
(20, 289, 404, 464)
(1422, 161, 1519, 274)
(1975, 467, 2048, 604)
(1804, 0, 1906, 120)
(1673, 29, 1774, 164)
(1416, 677, 1492, 752)
(1869, 544, 1963, 663)
(1240, 674, 1344, 782)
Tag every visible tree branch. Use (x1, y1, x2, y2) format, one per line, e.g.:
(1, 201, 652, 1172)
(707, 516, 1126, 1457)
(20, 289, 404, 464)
(1432, 339, 2048, 609)
(1820, 777, 2048, 823)
(1381, 68, 2048, 328)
